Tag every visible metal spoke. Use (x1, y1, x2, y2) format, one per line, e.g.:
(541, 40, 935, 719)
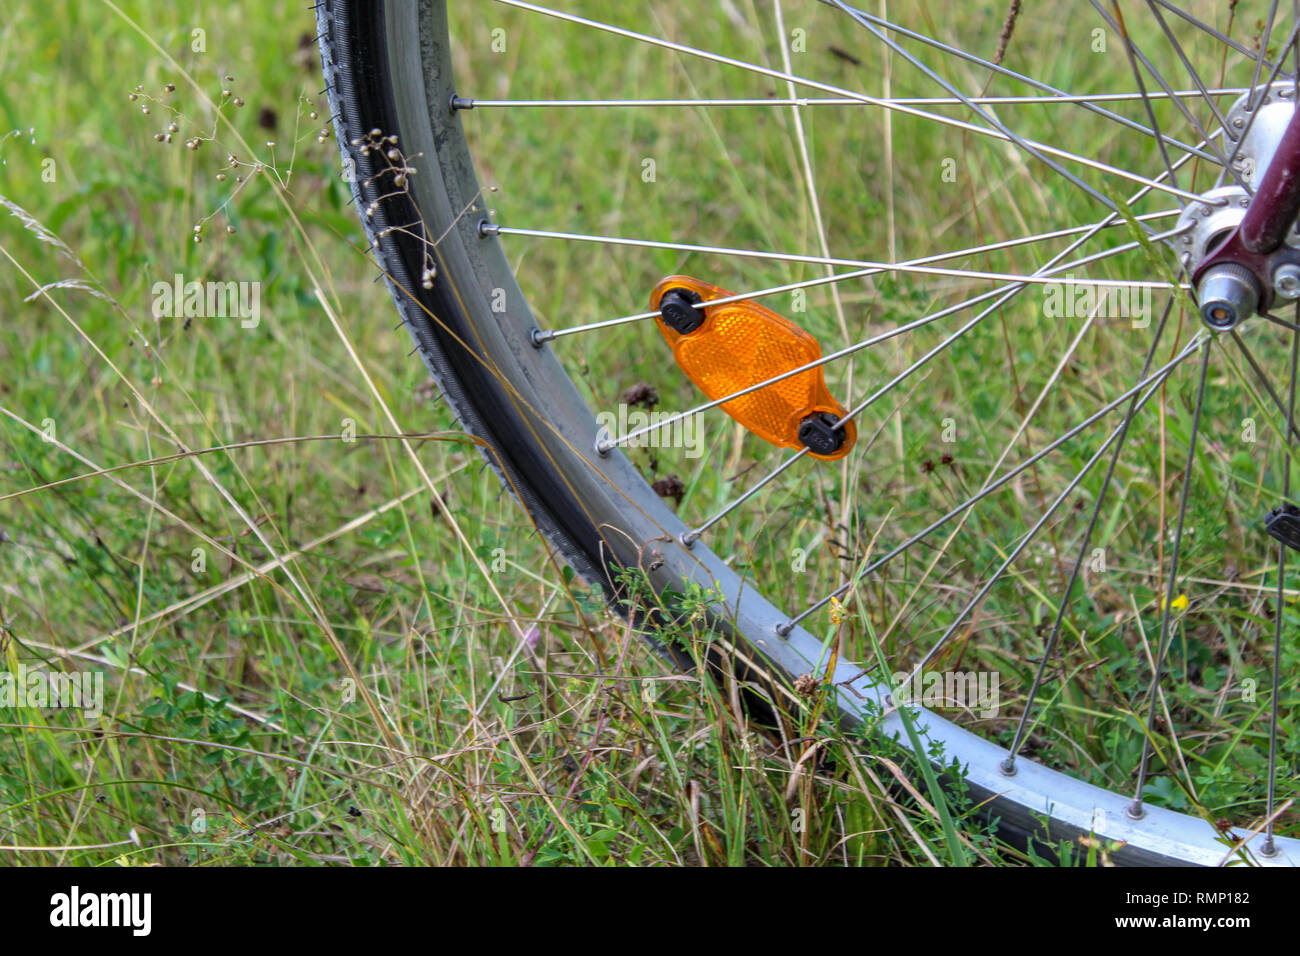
(1151, 0, 1295, 80)
(1262, 311, 1300, 335)
(535, 211, 1181, 342)
(1218, 18, 1300, 188)
(819, 0, 1223, 164)
(494, 0, 1217, 205)
(595, 232, 1179, 454)
(1245, 1, 1282, 114)
(682, 147, 1199, 543)
(1003, 293, 1176, 773)
(772, 0, 852, 356)
(1263, 306, 1298, 856)
(827, 0, 1207, 220)
(1101, 0, 1245, 193)
(1141, 0, 1237, 163)
(684, 448, 809, 545)
(778, 337, 1205, 635)
(1102, 1, 1246, 176)
(1102, 0, 1188, 198)
(485, 223, 1186, 290)
(906, 354, 1164, 683)
(1130, 339, 1212, 819)
(1229, 329, 1300, 446)
(453, 90, 1252, 110)
(685, 279, 1105, 547)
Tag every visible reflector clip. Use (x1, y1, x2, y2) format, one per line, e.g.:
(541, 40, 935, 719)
(651, 276, 856, 461)
(1265, 503, 1300, 553)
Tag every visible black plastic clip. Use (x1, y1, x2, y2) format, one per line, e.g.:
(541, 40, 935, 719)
(1264, 503, 1300, 553)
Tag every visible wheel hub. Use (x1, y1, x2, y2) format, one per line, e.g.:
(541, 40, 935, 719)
(1185, 85, 1300, 329)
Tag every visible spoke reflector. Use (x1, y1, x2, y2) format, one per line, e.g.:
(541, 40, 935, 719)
(651, 275, 856, 460)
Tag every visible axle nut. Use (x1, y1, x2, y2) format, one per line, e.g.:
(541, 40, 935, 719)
(1198, 263, 1259, 329)
(1273, 262, 1300, 300)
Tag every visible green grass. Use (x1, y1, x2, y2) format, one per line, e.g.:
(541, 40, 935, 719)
(0, 0, 1295, 866)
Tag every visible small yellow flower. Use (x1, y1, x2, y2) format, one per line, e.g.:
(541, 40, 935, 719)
(829, 596, 845, 626)
(1159, 593, 1189, 612)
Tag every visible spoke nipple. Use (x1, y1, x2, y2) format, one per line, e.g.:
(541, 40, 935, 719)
(449, 94, 473, 112)
(775, 622, 793, 638)
(679, 532, 699, 549)
(477, 219, 499, 238)
(1125, 800, 1146, 822)
(998, 757, 1017, 777)
(594, 437, 613, 458)
(1260, 837, 1279, 858)
(528, 327, 551, 348)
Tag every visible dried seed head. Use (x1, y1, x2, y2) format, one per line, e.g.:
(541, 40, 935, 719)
(233, 97, 244, 107)
(215, 172, 226, 182)
(128, 92, 138, 101)
(141, 106, 151, 114)
(163, 82, 176, 93)
(309, 110, 319, 120)
(167, 122, 178, 133)
(226, 225, 236, 234)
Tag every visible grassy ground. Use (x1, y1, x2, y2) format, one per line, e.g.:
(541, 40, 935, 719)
(0, 0, 1295, 865)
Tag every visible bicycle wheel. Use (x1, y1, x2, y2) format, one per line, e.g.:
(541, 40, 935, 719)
(317, 0, 1299, 865)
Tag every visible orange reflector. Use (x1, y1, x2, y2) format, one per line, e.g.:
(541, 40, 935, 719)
(651, 275, 856, 461)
